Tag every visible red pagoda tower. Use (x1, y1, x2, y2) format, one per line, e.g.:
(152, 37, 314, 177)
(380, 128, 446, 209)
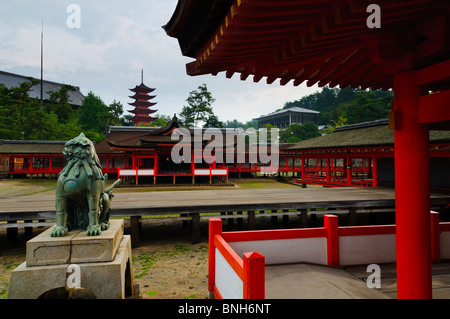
(128, 70, 158, 125)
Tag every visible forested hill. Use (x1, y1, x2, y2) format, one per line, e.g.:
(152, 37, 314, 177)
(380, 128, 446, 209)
(282, 86, 394, 126)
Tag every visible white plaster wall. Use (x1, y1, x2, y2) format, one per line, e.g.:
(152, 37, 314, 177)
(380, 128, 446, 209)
(215, 248, 243, 299)
(229, 237, 327, 265)
(440, 232, 450, 260)
(339, 234, 396, 265)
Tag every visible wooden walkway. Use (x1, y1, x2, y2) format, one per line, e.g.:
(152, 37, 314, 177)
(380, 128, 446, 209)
(1, 187, 449, 245)
(265, 261, 450, 299)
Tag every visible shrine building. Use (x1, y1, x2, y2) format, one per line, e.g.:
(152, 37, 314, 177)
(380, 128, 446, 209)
(0, 70, 84, 108)
(254, 107, 319, 128)
(163, 0, 450, 298)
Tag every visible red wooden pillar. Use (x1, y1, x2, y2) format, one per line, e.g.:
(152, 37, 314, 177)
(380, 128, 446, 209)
(301, 155, 305, 179)
(208, 218, 222, 298)
(346, 155, 352, 186)
(394, 71, 432, 299)
(326, 157, 330, 183)
(372, 156, 378, 187)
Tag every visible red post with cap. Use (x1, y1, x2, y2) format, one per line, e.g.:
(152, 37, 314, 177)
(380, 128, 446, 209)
(243, 252, 265, 299)
(324, 214, 339, 266)
(208, 218, 222, 298)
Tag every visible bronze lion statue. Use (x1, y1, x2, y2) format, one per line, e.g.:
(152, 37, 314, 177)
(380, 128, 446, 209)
(50, 133, 121, 237)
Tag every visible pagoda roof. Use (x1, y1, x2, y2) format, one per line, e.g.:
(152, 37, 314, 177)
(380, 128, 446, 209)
(129, 83, 155, 93)
(164, 0, 450, 91)
(129, 110, 158, 116)
(128, 100, 158, 107)
(129, 93, 157, 100)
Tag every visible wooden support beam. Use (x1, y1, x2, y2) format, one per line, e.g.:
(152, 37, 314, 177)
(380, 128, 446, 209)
(130, 216, 141, 247)
(417, 59, 450, 87)
(247, 211, 255, 230)
(418, 90, 450, 126)
(191, 213, 200, 244)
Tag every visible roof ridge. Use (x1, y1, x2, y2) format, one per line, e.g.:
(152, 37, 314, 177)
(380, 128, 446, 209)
(333, 119, 389, 132)
(0, 70, 81, 90)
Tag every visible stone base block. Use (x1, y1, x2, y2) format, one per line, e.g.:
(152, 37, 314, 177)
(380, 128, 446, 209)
(8, 235, 133, 299)
(26, 219, 124, 267)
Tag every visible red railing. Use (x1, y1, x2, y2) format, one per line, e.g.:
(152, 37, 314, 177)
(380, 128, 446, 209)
(208, 211, 450, 299)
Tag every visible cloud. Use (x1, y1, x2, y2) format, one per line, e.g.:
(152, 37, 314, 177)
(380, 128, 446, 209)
(0, 1, 320, 123)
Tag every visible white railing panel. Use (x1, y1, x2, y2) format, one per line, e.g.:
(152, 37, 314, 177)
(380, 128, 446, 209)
(137, 169, 154, 176)
(215, 248, 243, 299)
(229, 238, 327, 265)
(440, 232, 450, 260)
(119, 169, 136, 176)
(339, 234, 396, 265)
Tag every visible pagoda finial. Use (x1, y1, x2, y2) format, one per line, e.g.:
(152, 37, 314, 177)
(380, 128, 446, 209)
(141, 69, 144, 84)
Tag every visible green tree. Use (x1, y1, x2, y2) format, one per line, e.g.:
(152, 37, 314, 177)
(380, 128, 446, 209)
(138, 114, 171, 127)
(78, 91, 123, 141)
(180, 84, 216, 127)
(0, 79, 43, 139)
(120, 114, 134, 126)
(279, 122, 320, 143)
(79, 92, 106, 130)
(107, 100, 124, 126)
(223, 119, 245, 128)
(46, 84, 75, 123)
(282, 86, 393, 126)
(343, 91, 392, 124)
(204, 114, 223, 128)
(0, 80, 124, 142)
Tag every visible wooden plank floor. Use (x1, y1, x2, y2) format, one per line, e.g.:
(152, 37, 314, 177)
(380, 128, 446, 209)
(1, 187, 448, 245)
(1, 186, 448, 215)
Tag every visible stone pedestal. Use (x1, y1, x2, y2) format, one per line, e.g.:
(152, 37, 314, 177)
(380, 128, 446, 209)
(8, 219, 135, 299)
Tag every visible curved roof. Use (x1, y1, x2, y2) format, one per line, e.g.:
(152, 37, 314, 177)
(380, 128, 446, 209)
(0, 70, 84, 107)
(165, 0, 450, 90)
(289, 119, 450, 151)
(129, 83, 155, 93)
(163, 0, 234, 58)
(254, 107, 320, 120)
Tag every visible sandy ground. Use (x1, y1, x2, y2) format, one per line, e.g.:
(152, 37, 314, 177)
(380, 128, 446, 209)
(0, 219, 211, 299)
(0, 177, 300, 299)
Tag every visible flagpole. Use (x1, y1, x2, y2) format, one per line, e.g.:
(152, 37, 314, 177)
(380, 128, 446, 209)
(40, 19, 44, 110)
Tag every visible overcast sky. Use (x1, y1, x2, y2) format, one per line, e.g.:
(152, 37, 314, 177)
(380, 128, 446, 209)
(0, 1, 320, 123)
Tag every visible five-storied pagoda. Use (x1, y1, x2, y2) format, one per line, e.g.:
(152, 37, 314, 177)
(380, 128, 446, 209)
(128, 70, 158, 125)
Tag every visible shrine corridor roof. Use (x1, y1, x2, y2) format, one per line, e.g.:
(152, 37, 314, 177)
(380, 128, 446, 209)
(164, 0, 450, 91)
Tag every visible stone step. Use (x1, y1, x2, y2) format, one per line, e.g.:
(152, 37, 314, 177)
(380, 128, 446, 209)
(26, 219, 124, 267)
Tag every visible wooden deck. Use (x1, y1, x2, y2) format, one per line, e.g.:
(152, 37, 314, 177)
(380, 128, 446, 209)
(265, 261, 450, 299)
(1, 187, 449, 245)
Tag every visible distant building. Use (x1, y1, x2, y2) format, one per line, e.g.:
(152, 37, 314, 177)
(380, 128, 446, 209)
(128, 81, 158, 125)
(254, 107, 320, 128)
(0, 70, 84, 107)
